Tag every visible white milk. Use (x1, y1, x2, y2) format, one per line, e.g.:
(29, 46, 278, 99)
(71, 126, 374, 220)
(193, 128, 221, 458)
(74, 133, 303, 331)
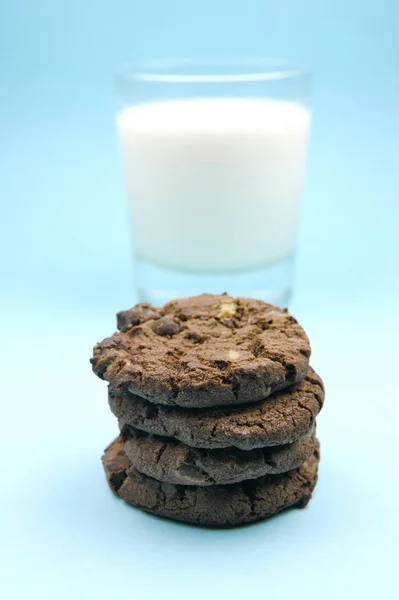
(117, 98, 310, 273)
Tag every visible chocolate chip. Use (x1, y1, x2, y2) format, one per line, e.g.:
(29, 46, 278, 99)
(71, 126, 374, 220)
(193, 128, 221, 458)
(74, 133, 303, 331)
(151, 316, 181, 336)
(117, 309, 138, 331)
(117, 304, 158, 332)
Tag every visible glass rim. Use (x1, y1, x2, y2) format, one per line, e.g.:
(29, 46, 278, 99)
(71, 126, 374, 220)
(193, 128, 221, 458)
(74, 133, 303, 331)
(115, 58, 311, 84)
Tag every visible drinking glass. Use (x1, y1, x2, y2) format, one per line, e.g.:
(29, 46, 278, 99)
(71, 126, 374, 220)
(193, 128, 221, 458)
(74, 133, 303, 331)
(115, 59, 311, 306)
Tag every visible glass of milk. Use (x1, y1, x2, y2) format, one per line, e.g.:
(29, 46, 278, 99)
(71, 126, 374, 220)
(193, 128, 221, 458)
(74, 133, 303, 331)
(115, 60, 311, 306)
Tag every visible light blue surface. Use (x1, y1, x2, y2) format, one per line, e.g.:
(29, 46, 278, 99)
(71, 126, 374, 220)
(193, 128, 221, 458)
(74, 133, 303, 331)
(1, 2, 399, 599)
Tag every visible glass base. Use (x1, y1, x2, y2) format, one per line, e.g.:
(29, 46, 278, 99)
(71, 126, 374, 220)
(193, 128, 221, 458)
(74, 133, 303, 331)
(135, 256, 294, 307)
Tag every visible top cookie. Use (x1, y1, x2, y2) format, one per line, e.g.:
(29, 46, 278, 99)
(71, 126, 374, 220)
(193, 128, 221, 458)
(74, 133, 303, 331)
(91, 294, 311, 408)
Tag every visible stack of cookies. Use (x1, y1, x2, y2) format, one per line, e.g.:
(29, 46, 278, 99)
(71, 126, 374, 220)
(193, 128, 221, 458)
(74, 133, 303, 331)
(91, 294, 324, 527)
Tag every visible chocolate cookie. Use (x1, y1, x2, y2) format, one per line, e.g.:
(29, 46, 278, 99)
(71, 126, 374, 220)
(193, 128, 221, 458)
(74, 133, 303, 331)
(122, 425, 316, 486)
(110, 369, 324, 450)
(102, 436, 320, 527)
(92, 294, 311, 408)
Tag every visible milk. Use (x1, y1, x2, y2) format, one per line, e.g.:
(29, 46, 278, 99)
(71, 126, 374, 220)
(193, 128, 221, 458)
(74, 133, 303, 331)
(117, 98, 310, 273)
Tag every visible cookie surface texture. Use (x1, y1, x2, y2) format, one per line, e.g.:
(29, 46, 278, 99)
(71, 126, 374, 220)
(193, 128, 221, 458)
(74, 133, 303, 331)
(110, 368, 324, 450)
(122, 426, 316, 486)
(102, 436, 320, 527)
(92, 294, 311, 408)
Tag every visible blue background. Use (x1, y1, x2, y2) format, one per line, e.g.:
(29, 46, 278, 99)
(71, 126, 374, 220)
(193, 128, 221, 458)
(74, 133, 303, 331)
(1, 1, 398, 598)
